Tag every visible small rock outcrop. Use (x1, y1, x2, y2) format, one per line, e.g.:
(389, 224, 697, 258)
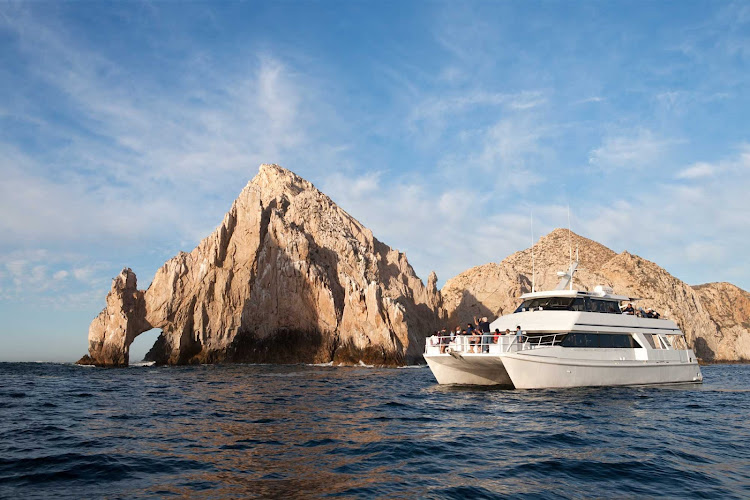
(83, 164, 445, 367)
(442, 228, 750, 363)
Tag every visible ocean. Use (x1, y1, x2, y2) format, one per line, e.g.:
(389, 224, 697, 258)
(0, 362, 748, 499)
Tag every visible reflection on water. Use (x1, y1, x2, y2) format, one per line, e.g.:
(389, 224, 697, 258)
(0, 363, 749, 498)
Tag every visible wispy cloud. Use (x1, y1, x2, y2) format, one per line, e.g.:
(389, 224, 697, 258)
(675, 144, 750, 180)
(676, 162, 718, 179)
(588, 129, 679, 170)
(0, 9, 342, 246)
(576, 96, 605, 104)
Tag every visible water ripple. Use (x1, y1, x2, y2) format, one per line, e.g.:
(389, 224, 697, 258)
(0, 363, 748, 499)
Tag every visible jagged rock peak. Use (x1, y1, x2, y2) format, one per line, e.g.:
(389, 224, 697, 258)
(441, 229, 750, 362)
(252, 163, 319, 197)
(81, 164, 445, 367)
(504, 228, 617, 272)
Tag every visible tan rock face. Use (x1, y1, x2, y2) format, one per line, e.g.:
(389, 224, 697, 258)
(84, 164, 445, 367)
(442, 228, 749, 362)
(694, 282, 750, 361)
(84, 268, 149, 366)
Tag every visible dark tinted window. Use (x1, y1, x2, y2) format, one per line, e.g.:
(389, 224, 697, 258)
(589, 299, 621, 314)
(515, 297, 621, 314)
(613, 335, 635, 348)
(599, 334, 615, 348)
(561, 333, 637, 348)
(515, 297, 587, 312)
(570, 298, 586, 311)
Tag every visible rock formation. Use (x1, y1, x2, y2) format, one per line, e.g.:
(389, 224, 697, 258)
(82, 164, 444, 367)
(693, 282, 750, 361)
(442, 228, 750, 363)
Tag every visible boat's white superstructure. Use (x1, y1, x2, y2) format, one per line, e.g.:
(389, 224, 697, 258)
(424, 265, 703, 389)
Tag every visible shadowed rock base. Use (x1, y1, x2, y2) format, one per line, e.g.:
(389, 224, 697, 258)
(139, 329, 409, 367)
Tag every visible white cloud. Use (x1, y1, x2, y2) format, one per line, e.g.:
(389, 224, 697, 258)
(676, 144, 750, 180)
(321, 171, 536, 286)
(0, 248, 112, 306)
(406, 89, 547, 147)
(576, 96, 605, 104)
(588, 129, 678, 170)
(578, 145, 750, 286)
(0, 10, 342, 250)
(676, 162, 718, 179)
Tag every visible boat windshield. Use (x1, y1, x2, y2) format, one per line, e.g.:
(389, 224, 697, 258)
(515, 297, 585, 312)
(514, 297, 621, 314)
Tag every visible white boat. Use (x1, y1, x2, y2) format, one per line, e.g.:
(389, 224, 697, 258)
(424, 261, 703, 389)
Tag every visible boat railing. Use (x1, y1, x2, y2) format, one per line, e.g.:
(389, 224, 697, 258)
(424, 333, 566, 355)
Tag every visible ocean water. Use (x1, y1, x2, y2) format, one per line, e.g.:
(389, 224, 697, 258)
(0, 363, 748, 499)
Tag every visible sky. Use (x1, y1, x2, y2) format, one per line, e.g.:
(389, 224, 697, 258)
(1, 1, 749, 362)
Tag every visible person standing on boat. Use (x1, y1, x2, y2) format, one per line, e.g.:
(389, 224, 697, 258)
(515, 326, 524, 349)
(475, 316, 491, 353)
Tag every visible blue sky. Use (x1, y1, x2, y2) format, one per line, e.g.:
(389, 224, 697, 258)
(1, 1, 749, 362)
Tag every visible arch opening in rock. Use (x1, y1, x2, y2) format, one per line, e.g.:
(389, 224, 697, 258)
(128, 328, 161, 365)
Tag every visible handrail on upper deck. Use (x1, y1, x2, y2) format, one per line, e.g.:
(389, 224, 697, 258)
(424, 333, 566, 355)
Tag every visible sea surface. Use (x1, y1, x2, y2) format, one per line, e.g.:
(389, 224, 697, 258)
(0, 362, 748, 499)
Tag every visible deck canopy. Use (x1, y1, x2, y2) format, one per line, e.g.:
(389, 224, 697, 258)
(520, 287, 637, 302)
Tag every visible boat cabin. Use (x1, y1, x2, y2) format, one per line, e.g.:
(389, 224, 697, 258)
(514, 286, 635, 315)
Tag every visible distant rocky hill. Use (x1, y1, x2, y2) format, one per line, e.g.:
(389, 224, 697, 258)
(80, 164, 444, 367)
(442, 229, 749, 362)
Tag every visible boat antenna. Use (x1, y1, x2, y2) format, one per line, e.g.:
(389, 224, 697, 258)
(531, 211, 535, 293)
(555, 207, 579, 291)
(568, 206, 572, 290)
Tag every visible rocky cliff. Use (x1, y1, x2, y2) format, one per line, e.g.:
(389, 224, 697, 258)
(81, 164, 444, 367)
(441, 228, 750, 362)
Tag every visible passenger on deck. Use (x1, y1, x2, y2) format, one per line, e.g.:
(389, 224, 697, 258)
(429, 331, 440, 348)
(493, 328, 502, 343)
(622, 303, 635, 315)
(440, 328, 449, 353)
(468, 329, 480, 353)
(505, 328, 511, 336)
(475, 316, 491, 353)
(648, 308, 661, 319)
(515, 326, 523, 345)
(638, 307, 660, 319)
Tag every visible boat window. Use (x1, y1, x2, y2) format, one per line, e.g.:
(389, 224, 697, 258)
(612, 334, 636, 348)
(657, 335, 669, 350)
(514, 297, 586, 313)
(524, 334, 566, 346)
(665, 335, 687, 350)
(570, 298, 586, 311)
(561, 333, 639, 348)
(643, 334, 664, 349)
(588, 299, 621, 314)
(561, 333, 585, 347)
(584, 334, 598, 347)
(599, 334, 615, 348)
(516, 297, 623, 314)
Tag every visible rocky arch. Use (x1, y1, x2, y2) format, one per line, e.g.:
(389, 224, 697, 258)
(79, 269, 152, 366)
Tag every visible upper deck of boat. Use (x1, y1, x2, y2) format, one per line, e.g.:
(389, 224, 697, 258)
(489, 286, 681, 336)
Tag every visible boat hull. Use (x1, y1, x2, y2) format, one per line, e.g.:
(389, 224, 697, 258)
(424, 353, 513, 386)
(502, 352, 703, 389)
